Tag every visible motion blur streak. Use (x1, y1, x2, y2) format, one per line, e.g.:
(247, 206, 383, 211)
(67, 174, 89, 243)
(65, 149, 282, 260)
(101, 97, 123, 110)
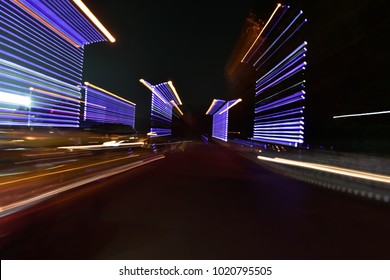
(257, 155, 390, 184)
(57, 141, 145, 149)
(0, 154, 165, 218)
(0, 154, 140, 186)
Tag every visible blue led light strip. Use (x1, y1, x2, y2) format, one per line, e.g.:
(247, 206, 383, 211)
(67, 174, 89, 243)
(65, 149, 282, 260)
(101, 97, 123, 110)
(251, 4, 307, 147)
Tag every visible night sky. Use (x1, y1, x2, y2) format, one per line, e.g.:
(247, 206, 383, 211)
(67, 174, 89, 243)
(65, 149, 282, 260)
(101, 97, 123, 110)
(81, 0, 266, 132)
(81, 0, 390, 153)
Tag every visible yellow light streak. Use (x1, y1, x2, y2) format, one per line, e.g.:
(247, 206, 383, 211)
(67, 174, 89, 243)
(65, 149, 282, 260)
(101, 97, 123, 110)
(72, 0, 116, 43)
(206, 99, 219, 115)
(30, 87, 106, 109)
(0, 154, 140, 186)
(84, 82, 136, 106)
(167, 81, 183, 105)
(219, 98, 242, 114)
(139, 79, 169, 104)
(170, 100, 183, 115)
(0, 155, 165, 217)
(241, 3, 282, 63)
(257, 156, 390, 184)
(12, 0, 80, 48)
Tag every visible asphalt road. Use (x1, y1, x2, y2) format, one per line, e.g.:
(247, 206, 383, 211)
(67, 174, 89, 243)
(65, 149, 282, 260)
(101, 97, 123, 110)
(1, 140, 390, 259)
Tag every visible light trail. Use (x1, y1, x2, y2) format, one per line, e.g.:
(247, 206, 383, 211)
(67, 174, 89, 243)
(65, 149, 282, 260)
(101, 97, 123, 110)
(0, 153, 141, 186)
(0, 154, 165, 218)
(333, 110, 390, 119)
(257, 156, 390, 184)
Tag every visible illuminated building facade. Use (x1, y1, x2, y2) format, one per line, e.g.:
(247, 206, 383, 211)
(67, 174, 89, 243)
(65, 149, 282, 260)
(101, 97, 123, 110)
(206, 98, 242, 142)
(140, 79, 183, 137)
(240, 4, 308, 147)
(82, 82, 136, 128)
(0, 0, 114, 127)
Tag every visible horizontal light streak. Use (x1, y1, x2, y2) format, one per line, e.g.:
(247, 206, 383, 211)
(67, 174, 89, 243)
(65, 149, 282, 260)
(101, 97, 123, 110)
(0, 58, 81, 92)
(11, 0, 80, 48)
(0, 91, 30, 106)
(30, 87, 78, 104)
(241, 3, 282, 63)
(255, 62, 306, 96)
(257, 156, 390, 184)
(254, 107, 304, 121)
(254, 117, 304, 126)
(255, 91, 305, 113)
(333, 110, 390, 119)
(254, 125, 304, 130)
(254, 131, 304, 136)
(58, 142, 144, 150)
(150, 128, 171, 137)
(252, 136, 303, 144)
(72, 0, 116, 43)
(0, 49, 80, 85)
(0, 26, 81, 74)
(255, 81, 305, 105)
(0, 154, 165, 217)
(84, 82, 135, 105)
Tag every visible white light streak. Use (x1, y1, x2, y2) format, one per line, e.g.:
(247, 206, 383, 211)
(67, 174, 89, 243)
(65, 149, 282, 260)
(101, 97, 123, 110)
(0, 91, 31, 106)
(218, 98, 242, 114)
(257, 156, 390, 184)
(241, 3, 282, 63)
(333, 110, 390, 119)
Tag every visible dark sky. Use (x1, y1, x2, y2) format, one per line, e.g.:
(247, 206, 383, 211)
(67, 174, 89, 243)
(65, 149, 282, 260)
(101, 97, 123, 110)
(81, 0, 267, 131)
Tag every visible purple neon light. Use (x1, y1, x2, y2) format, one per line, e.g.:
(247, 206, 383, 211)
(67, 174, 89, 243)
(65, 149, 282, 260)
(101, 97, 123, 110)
(251, 5, 307, 147)
(150, 91, 173, 137)
(255, 21, 308, 71)
(16, 0, 107, 46)
(0, 2, 83, 61)
(255, 62, 306, 96)
(253, 10, 305, 66)
(255, 91, 305, 113)
(0, 1, 107, 128)
(254, 107, 304, 121)
(255, 48, 307, 88)
(84, 86, 135, 127)
(212, 103, 229, 142)
(206, 99, 226, 115)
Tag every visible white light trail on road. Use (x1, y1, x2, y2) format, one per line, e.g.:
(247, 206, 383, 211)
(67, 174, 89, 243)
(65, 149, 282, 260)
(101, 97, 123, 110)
(0, 155, 165, 218)
(257, 156, 390, 184)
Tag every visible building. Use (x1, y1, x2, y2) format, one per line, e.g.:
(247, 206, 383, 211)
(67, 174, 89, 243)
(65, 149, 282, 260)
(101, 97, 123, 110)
(0, 0, 115, 128)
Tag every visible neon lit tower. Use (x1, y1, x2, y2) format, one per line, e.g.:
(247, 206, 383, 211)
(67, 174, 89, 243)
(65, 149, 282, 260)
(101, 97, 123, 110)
(206, 98, 242, 142)
(139, 79, 183, 137)
(241, 3, 308, 147)
(0, 0, 115, 127)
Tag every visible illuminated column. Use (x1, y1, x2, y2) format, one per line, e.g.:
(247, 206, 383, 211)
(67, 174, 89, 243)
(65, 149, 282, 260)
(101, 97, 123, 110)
(82, 82, 136, 128)
(0, 0, 115, 127)
(206, 98, 242, 142)
(140, 79, 183, 137)
(241, 4, 307, 147)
